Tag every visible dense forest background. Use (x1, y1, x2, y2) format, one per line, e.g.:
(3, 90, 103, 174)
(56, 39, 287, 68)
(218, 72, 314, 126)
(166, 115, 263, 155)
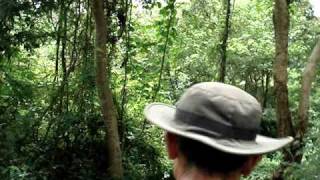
(1, 0, 320, 179)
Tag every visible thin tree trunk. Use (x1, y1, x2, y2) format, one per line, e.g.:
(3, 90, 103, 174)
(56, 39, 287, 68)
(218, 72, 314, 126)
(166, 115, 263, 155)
(70, 0, 81, 69)
(153, 0, 175, 101)
(218, 0, 232, 82)
(297, 39, 320, 138)
(54, 0, 64, 83)
(120, 0, 132, 150)
(166, 63, 178, 100)
(263, 72, 270, 109)
(59, 1, 69, 113)
(61, 4, 68, 83)
(83, 0, 92, 70)
(91, 0, 123, 178)
(54, 24, 61, 82)
(141, 0, 176, 137)
(293, 39, 320, 163)
(284, 39, 320, 166)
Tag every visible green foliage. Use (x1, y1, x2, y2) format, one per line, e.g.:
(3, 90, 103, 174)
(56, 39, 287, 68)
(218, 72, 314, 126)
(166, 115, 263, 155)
(245, 152, 283, 180)
(0, 0, 55, 58)
(284, 91, 320, 179)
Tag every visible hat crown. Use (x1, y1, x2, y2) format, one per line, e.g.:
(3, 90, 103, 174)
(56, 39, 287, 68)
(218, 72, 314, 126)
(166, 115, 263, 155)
(175, 82, 261, 135)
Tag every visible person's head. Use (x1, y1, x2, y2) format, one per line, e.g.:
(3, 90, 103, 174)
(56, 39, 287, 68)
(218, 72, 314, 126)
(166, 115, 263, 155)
(165, 132, 262, 178)
(144, 82, 293, 178)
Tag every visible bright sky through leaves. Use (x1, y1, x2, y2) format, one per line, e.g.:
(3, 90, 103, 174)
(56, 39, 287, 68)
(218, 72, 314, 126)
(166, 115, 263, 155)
(310, 0, 320, 17)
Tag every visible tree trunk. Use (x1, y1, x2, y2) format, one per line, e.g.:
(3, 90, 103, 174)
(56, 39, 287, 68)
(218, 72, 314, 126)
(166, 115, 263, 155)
(218, 0, 231, 82)
(152, 0, 175, 101)
(91, 0, 124, 179)
(297, 39, 320, 138)
(60, 1, 69, 113)
(263, 71, 270, 109)
(54, 0, 64, 83)
(272, 1, 296, 179)
(288, 39, 320, 164)
(273, 0, 294, 138)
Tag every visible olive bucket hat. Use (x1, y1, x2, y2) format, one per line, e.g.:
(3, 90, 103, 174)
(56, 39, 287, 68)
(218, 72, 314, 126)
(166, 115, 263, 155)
(144, 82, 293, 155)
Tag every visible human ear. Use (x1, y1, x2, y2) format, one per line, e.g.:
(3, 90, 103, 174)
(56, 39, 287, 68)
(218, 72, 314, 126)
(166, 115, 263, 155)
(165, 132, 179, 159)
(241, 155, 263, 176)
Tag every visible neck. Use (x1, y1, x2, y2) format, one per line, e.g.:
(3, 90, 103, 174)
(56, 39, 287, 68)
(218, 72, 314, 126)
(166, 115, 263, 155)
(173, 158, 242, 180)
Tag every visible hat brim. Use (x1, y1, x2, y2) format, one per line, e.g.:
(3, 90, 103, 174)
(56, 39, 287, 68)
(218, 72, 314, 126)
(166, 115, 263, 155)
(144, 103, 293, 155)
